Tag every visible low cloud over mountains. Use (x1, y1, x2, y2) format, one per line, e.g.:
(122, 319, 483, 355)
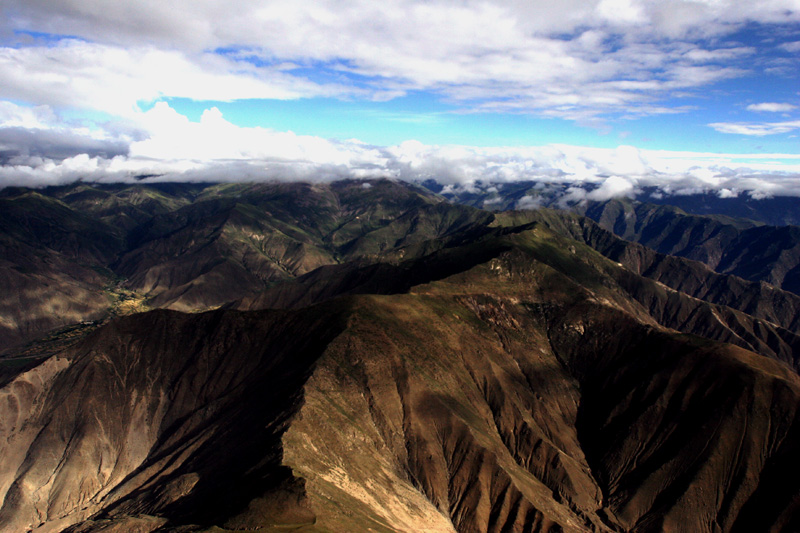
(1, 100, 799, 201)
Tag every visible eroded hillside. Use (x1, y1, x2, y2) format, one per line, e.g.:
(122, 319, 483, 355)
(2, 218, 799, 532)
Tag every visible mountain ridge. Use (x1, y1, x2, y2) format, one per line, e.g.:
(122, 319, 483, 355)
(2, 179, 800, 531)
(3, 219, 800, 531)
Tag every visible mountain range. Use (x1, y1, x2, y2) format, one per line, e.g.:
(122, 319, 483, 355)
(440, 182, 800, 296)
(1, 179, 800, 532)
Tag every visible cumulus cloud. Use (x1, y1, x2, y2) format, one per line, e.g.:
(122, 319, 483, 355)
(586, 175, 638, 200)
(0, 101, 58, 129)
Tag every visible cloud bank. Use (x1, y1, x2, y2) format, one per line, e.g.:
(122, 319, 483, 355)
(1, 101, 798, 201)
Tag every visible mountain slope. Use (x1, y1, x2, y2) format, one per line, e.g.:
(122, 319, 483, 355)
(0, 180, 492, 350)
(238, 214, 800, 372)
(4, 179, 799, 354)
(0, 305, 348, 532)
(116, 183, 491, 311)
(0, 192, 126, 348)
(3, 221, 800, 531)
(438, 182, 800, 296)
(491, 211, 800, 370)
(581, 200, 800, 295)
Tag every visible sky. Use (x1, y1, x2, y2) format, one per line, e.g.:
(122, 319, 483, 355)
(1, 0, 800, 200)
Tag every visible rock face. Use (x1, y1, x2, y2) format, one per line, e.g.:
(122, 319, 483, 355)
(0, 305, 347, 532)
(2, 222, 800, 532)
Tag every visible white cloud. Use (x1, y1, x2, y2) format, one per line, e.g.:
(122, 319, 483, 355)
(6, 1, 799, 51)
(516, 195, 544, 209)
(587, 175, 638, 200)
(2, 103, 800, 200)
(780, 41, 800, 53)
(0, 1, 794, 119)
(0, 101, 58, 129)
(0, 101, 129, 162)
(0, 40, 352, 117)
(746, 102, 798, 112)
(0, 1, 797, 203)
(683, 47, 755, 62)
(129, 103, 384, 169)
(709, 120, 800, 136)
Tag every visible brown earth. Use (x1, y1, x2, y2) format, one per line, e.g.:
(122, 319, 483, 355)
(1, 224, 799, 532)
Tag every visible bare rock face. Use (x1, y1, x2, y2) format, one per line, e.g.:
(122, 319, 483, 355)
(2, 222, 800, 532)
(283, 292, 607, 533)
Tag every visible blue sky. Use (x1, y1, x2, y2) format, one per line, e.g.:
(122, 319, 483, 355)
(156, 18, 800, 154)
(0, 0, 799, 198)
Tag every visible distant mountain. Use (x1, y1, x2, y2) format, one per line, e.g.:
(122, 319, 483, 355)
(640, 189, 800, 227)
(580, 199, 800, 295)
(0, 180, 490, 350)
(436, 181, 800, 296)
(432, 180, 800, 227)
(493, 209, 800, 369)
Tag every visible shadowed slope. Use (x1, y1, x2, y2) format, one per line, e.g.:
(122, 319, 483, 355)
(0, 193, 124, 348)
(0, 304, 349, 532)
(581, 200, 800, 296)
